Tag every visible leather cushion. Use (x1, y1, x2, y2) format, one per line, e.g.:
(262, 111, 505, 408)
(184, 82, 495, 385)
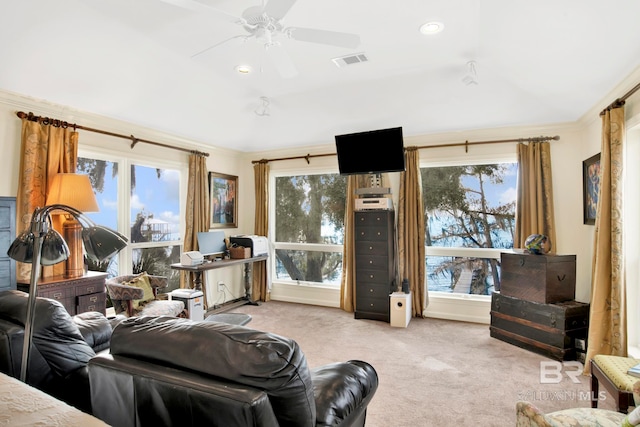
(110, 316, 316, 426)
(0, 290, 95, 382)
(73, 311, 113, 353)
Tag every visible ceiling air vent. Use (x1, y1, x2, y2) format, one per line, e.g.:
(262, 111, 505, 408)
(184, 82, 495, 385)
(332, 53, 369, 68)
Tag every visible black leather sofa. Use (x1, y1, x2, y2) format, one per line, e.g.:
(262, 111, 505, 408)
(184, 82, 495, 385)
(0, 289, 114, 413)
(89, 315, 379, 427)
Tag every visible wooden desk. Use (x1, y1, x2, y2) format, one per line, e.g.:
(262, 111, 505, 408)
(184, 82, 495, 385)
(17, 271, 107, 316)
(171, 255, 267, 312)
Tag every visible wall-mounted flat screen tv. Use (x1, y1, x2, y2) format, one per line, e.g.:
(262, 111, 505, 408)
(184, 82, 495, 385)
(335, 127, 405, 175)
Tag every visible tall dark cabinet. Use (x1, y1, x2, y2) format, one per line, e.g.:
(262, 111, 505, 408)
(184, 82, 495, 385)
(0, 197, 16, 292)
(354, 210, 396, 322)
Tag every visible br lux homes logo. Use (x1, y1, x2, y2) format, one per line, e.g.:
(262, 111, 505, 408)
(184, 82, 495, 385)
(518, 361, 606, 402)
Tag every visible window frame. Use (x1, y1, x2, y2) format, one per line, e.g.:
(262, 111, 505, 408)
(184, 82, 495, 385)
(269, 167, 346, 289)
(78, 146, 187, 277)
(420, 151, 518, 299)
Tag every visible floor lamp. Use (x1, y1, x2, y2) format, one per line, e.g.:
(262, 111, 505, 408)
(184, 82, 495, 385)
(6, 204, 127, 382)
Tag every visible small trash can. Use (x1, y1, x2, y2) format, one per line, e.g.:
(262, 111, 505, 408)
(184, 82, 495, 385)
(170, 289, 204, 321)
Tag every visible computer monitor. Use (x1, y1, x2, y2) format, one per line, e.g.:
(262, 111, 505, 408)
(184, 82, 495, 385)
(197, 231, 227, 257)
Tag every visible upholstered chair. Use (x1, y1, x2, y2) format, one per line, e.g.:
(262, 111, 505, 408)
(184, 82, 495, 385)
(105, 273, 184, 318)
(516, 401, 627, 426)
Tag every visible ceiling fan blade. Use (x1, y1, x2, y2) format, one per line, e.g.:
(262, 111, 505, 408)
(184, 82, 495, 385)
(159, 0, 244, 24)
(266, 44, 298, 79)
(191, 35, 247, 58)
(287, 27, 361, 49)
(263, 0, 297, 21)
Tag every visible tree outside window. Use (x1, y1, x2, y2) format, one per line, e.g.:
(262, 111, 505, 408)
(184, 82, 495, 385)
(421, 163, 517, 294)
(274, 173, 346, 285)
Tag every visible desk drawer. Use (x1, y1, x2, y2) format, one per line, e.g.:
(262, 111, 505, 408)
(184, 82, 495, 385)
(39, 288, 75, 315)
(77, 293, 106, 315)
(75, 280, 105, 296)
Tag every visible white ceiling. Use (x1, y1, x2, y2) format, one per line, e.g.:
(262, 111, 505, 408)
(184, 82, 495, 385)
(2, 0, 640, 152)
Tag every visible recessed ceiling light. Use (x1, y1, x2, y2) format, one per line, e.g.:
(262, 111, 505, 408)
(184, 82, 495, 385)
(235, 65, 252, 74)
(419, 21, 444, 35)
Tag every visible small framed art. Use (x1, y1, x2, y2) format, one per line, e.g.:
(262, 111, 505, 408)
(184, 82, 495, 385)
(209, 172, 237, 228)
(582, 153, 601, 225)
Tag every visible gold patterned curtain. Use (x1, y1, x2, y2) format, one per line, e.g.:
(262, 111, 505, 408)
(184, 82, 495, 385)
(253, 161, 270, 301)
(180, 154, 210, 299)
(514, 141, 557, 250)
(584, 106, 626, 374)
(398, 147, 426, 316)
(340, 174, 375, 312)
(16, 118, 78, 281)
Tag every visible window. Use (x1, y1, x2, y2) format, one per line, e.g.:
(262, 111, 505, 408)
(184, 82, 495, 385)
(77, 155, 182, 290)
(273, 173, 346, 286)
(421, 163, 517, 295)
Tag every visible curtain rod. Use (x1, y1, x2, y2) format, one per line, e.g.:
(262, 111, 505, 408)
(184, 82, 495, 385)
(16, 111, 210, 157)
(601, 81, 640, 115)
(251, 135, 560, 164)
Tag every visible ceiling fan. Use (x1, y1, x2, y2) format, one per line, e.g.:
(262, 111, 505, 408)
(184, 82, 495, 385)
(161, 0, 361, 78)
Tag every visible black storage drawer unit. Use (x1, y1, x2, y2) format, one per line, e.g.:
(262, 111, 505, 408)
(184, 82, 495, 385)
(354, 210, 396, 322)
(500, 252, 576, 303)
(490, 292, 589, 361)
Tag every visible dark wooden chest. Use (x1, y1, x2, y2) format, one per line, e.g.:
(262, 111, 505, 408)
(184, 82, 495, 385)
(354, 210, 396, 322)
(490, 292, 589, 361)
(500, 252, 576, 303)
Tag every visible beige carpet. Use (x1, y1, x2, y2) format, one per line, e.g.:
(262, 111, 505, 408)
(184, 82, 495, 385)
(232, 300, 614, 427)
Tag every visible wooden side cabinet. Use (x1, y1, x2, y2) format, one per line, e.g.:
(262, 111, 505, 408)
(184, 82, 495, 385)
(0, 197, 16, 292)
(354, 210, 396, 322)
(18, 271, 108, 315)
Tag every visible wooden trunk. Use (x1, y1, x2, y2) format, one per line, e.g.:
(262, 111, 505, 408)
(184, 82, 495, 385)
(500, 252, 576, 303)
(490, 292, 589, 361)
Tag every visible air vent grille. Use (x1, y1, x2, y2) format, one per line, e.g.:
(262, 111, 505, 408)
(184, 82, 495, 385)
(332, 53, 369, 68)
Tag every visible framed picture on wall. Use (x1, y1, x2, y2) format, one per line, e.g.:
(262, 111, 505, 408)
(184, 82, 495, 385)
(209, 172, 237, 229)
(582, 153, 601, 225)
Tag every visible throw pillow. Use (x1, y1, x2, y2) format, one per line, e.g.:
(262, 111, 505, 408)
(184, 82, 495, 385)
(127, 273, 155, 311)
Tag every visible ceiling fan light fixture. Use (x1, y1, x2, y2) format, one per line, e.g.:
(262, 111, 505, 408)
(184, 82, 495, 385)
(235, 65, 252, 74)
(419, 21, 444, 35)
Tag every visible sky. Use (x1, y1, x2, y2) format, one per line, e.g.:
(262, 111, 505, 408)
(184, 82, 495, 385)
(81, 160, 181, 241)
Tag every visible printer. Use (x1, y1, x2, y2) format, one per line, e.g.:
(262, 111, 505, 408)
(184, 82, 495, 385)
(229, 235, 269, 257)
(180, 251, 204, 266)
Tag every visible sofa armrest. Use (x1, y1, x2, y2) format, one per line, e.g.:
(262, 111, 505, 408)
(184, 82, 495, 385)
(311, 360, 378, 427)
(106, 282, 144, 301)
(73, 312, 113, 353)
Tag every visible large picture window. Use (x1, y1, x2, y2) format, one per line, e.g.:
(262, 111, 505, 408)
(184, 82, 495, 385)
(77, 156, 182, 291)
(273, 173, 346, 286)
(421, 163, 517, 295)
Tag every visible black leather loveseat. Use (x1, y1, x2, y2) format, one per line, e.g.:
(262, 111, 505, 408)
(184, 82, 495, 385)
(89, 315, 379, 427)
(0, 289, 114, 413)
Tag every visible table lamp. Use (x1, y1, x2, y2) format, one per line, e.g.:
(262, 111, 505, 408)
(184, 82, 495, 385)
(6, 203, 127, 382)
(45, 173, 100, 278)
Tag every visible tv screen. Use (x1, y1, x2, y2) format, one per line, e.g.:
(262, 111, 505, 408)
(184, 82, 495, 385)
(335, 127, 405, 175)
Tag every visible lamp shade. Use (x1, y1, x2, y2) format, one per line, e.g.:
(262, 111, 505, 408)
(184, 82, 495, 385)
(82, 225, 128, 262)
(39, 228, 70, 265)
(6, 230, 34, 263)
(46, 173, 99, 213)
(6, 228, 69, 265)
